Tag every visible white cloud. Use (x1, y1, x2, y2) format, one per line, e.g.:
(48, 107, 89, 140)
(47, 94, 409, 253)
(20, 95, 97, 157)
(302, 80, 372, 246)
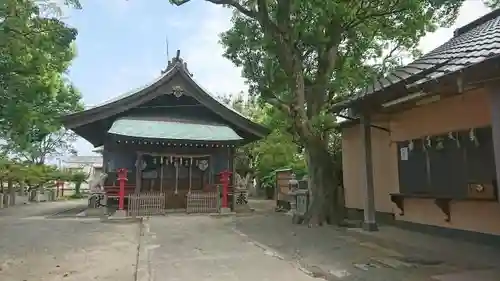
(179, 5, 247, 96)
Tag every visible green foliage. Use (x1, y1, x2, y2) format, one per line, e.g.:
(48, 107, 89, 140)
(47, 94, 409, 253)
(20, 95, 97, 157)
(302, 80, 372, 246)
(170, 0, 486, 222)
(0, 0, 83, 148)
(218, 0, 466, 116)
(485, 0, 500, 8)
(220, 93, 307, 184)
(68, 170, 88, 195)
(0, 156, 67, 192)
(1, 129, 78, 164)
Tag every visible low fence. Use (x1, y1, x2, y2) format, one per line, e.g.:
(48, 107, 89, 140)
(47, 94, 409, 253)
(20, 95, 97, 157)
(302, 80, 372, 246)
(0, 190, 56, 209)
(128, 192, 166, 217)
(186, 191, 219, 213)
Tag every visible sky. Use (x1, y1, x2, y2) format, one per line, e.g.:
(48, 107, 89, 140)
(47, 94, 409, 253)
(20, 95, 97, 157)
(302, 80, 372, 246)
(61, 0, 492, 157)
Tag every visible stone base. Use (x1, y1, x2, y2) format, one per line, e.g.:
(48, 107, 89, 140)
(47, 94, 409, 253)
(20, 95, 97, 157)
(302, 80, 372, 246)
(220, 207, 232, 214)
(110, 209, 128, 219)
(362, 221, 378, 232)
(84, 208, 105, 217)
(233, 204, 252, 213)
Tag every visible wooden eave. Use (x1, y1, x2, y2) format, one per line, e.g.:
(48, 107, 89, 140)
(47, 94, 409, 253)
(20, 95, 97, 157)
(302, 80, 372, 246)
(332, 9, 500, 115)
(62, 62, 270, 141)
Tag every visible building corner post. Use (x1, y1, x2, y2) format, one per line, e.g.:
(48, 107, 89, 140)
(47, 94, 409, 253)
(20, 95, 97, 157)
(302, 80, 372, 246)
(360, 113, 378, 231)
(488, 85, 500, 202)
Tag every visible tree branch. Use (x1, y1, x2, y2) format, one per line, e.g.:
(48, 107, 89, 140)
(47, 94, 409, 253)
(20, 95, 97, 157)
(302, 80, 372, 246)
(171, 0, 256, 18)
(344, 1, 407, 30)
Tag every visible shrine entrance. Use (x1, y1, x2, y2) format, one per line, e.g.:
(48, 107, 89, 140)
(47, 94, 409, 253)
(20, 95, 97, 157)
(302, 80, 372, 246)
(137, 153, 211, 210)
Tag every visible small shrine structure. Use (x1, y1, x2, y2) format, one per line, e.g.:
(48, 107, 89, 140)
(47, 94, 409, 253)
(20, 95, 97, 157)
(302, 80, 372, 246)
(62, 50, 269, 214)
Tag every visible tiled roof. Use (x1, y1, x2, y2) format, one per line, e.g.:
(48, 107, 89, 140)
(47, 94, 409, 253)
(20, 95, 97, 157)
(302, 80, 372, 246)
(108, 116, 243, 142)
(341, 8, 500, 108)
(64, 156, 103, 165)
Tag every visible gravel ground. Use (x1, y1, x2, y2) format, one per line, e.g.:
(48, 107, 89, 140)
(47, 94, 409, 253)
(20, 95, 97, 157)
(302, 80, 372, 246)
(0, 201, 140, 281)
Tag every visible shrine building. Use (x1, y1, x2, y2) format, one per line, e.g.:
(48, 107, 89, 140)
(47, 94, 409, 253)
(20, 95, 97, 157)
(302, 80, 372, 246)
(62, 50, 269, 212)
(333, 9, 500, 240)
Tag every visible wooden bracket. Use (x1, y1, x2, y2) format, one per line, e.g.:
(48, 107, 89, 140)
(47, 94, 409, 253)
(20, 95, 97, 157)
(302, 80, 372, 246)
(390, 195, 404, 216)
(434, 198, 451, 222)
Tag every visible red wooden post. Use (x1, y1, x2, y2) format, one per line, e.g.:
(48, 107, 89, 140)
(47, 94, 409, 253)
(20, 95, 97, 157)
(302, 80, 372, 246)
(220, 170, 232, 209)
(117, 168, 128, 210)
(56, 180, 63, 198)
(60, 180, 64, 197)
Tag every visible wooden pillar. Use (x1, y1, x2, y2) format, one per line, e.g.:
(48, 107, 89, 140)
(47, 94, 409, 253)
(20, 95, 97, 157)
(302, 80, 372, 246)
(489, 85, 500, 202)
(174, 160, 179, 195)
(360, 113, 378, 231)
(228, 147, 233, 187)
(188, 157, 192, 194)
(135, 153, 142, 194)
(209, 155, 214, 184)
(160, 156, 164, 193)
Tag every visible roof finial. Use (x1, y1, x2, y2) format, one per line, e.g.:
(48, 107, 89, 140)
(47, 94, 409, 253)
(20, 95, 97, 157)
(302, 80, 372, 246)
(175, 49, 180, 61)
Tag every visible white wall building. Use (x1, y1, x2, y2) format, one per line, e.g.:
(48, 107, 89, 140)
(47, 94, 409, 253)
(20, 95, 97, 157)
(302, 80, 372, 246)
(63, 156, 103, 193)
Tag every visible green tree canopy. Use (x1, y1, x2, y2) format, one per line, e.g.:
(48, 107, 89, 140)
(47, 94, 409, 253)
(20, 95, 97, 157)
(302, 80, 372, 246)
(220, 93, 306, 185)
(170, 0, 485, 225)
(1, 0, 83, 148)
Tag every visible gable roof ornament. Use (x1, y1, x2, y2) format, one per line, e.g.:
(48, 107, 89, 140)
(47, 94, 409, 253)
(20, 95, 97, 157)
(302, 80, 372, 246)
(171, 85, 184, 98)
(162, 49, 193, 77)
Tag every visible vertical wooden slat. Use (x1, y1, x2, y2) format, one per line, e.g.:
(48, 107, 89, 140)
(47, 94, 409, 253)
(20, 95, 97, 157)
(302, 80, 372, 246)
(186, 191, 219, 213)
(127, 191, 166, 217)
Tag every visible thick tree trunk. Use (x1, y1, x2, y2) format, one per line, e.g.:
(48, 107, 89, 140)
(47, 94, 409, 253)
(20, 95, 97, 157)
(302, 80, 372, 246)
(8, 180, 15, 206)
(75, 182, 82, 196)
(302, 141, 344, 226)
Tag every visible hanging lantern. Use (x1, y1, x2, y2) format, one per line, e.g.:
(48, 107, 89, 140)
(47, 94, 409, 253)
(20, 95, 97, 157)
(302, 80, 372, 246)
(448, 132, 460, 148)
(408, 140, 414, 151)
(425, 136, 432, 149)
(135, 159, 147, 170)
(469, 128, 479, 146)
(198, 159, 209, 171)
(160, 156, 164, 164)
(436, 137, 444, 150)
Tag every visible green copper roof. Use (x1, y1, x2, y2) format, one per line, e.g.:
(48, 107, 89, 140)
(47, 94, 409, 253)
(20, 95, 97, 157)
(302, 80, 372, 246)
(108, 117, 243, 141)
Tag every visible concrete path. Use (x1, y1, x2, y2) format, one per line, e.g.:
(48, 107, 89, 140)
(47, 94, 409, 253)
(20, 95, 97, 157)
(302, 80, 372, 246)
(233, 211, 500, 281)
(0, 199, 87, 219)
(138, 215, 316, 281)
(0, 200, 140, 281)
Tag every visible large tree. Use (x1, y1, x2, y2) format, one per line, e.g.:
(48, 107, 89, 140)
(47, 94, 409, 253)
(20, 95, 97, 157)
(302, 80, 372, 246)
(0, 0, 82, 146)
(170, 0, 477, 225)
(220, 93, 307, 196)
(1, 0, 83, 172)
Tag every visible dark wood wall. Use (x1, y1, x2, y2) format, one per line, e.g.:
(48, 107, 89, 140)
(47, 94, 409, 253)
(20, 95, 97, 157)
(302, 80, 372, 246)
(397, 126, 496, 199)
(102, 141, 234, 188)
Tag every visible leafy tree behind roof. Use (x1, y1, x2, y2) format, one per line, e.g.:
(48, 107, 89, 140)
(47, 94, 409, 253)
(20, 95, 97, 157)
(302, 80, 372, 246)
(170, 0, 478, 226)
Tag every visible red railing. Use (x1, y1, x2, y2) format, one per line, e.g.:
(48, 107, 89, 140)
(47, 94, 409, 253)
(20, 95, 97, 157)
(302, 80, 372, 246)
(104, 185, 135, 197)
